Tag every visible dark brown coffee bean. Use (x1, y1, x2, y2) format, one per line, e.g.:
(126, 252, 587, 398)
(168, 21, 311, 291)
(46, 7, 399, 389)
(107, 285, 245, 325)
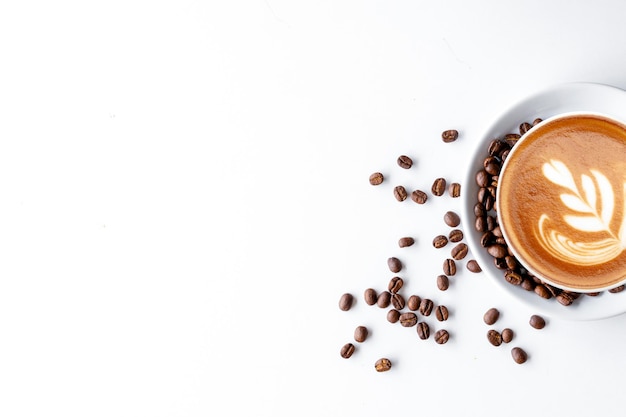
(587, 292, 601, 297)
(556, 292, 574, 306)
(448, 229, 463, 242)
(487, 139, 509, 156)
(500, 149, 510, 162)
(504, 133, 521, 147)
(443, 258, 456, 276)
(340, 343, 355, 358)
(483, 307, 499, 325)
(397, 155, 413, 169)
(444, 211, 460, 227)
(407, 295, 421, 311)
(339, 293, 354, 311)
(437, 274, 449, 291)
(501, 328, 514, 343)
(487, 329, 502, 346)
(529, 315, 545, 329)
(487, 244, 507, 259)
(398, 237, 415, 248)
(394, 185, 408, 202)
(451, 243, 468, 260)
(519, 122, 532, 135)
(431, 178, 446, 196)
(411, 189, 428, 204)
(434, 329, 449, 344)
(494, 257, 507, 270)
(388, 276, 404, 293)
(419, 298, 434, 316)
(504, 270, 522, 286)
(391, 293, 406, 310)
(511, 347, 527, 364)
(609, 285, 625, 293)
(475, 216, 487, 232)
(448, 182, 461, 198)
(480, 231, 494, 247)
(399, 312, 418, 327)
(474, 202, 486, 217)
(435, 305, 449, 321)
(377, 291, 391, 308)
(466, 259, 482, 273)
(504, 256, 518, 270)
(475, 169, 490, 187)
(486, 215, 497, 231)
(441, 129, 459, 143)
(387, 309, 400, 323)
(532, 118, 543, 126)
(354, 326, 368, 343)
(375, 358, 392, 372)
(387, 257, 402, 273)
(364, 288, 378, 305)
(521, 277, 535, 291)
(417, 322, 430, 340)
(369, 172, 384, 185)
(534, 284, 552, 299)
(433, 235, 448, 249)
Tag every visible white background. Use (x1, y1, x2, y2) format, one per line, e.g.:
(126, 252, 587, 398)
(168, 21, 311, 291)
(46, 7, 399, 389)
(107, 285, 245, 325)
(1, 1, 626, 416)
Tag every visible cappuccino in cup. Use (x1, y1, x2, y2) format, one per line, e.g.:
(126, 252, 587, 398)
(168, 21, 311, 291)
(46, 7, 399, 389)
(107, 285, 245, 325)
(497, 113, 626, 292)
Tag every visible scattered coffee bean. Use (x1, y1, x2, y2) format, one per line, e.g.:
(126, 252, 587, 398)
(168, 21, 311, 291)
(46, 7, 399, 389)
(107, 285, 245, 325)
(435, 305, 449, 321)
(417, 322, 430, 340)
(394, 185, 408, 202)
(609, 285, 625, 293)
(398, 237, 415, 248)
(504, 270, 523, 286)
(364, 288, 378, 306)
(387, 309, 400, 323)
(451, 243, 468, 260)
(433, 235, 448, 248)
(434, 329, 449, 344)
(419, 298, 434, 316)
(340, 343, 355, 358)
(529, 315, 546, 329)
(511, 347, 528, 364)
(444, 211, 461, 227)
(556, 292, 573, 306)
(407, 295, 421, 311)
(534, 284, 552, 299)
(388, 276, 404, 293)
(397, 155, 413, 169)
(448, 182, 461, 198)
(399, 312, 418, 327)
(437, 274, 449, 291)
(501, 328, 514, 343)
(483, 308, 500, 325)
(387, 257, 402, 273)
(391, 293, 406, 310)
(448, 229, 463, 242)
(441, 129, 459, 143)
(369, 172, 384, 185)
(354, 326, 368, 343)
(487, 329, 502, 346)
(339, 293, 354, 311)
(377, 291, 391, 308)
(443, 258, 457, 276)
(432, 178, 447, 196)
(466, 260, 482, 273)
(411, 189, 428, 204)
(375, 358, 392, 372)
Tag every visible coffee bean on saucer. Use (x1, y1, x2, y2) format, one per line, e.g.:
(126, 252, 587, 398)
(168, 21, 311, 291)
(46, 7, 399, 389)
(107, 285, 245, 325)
(556, 292, 573, 306)
(375, 358, 392, 372)
(444, 211, 461, 227)
(511, 347, 528, 364)
(519, 122, 532, 135)
(442, 129, 459, 143)
(398, 237, 415, 248)
(483, 307, 499, 325)
(432, 178, 447, 196)
(364, 288, 378, 305)
(387, 257, 402, 273)
(532, 118, 543, 126)
(448, 229, 463, 242)
(529, 315, 546, 329)
(369, 172, 384, 185)
(448, 182, 461, 198)
(340, 343, 355, 358)
(609, 285, 625, 293)
(394, 185, 408, 201)
(433, 235, 448, 248)
(397, 155, 413, 169)
(501, 328, 514, 343)
(354, 326, 368, 343)
(466, 260, 482, 273)
(434, 329, 450, 344)
(487, 329, 502, 346)
(339, 293, 354, 311)
(411, 189, 428, 204)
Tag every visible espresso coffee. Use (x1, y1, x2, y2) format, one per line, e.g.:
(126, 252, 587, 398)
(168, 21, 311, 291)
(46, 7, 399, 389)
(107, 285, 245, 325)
(497, 113, 626, 292)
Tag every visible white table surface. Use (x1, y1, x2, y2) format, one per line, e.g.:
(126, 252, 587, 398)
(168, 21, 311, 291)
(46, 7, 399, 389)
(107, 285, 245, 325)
(2, 1, 626, 416)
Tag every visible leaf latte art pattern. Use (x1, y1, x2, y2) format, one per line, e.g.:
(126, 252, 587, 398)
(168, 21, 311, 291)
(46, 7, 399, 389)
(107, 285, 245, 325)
(538, 159, 626, 266)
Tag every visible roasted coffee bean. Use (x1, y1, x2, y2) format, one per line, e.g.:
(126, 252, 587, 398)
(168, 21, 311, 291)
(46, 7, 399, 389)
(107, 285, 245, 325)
(483, 307, 500, 325)
(500, 149, 510, 162)
(521, 277, 535, 291)
(534, 284, 552, 299)
(354, 326, 369, 343)
(442, 129, 459, 143)
(398, 237, 415, 248)
(419, 298, 434, 316)
(339, 293, 354, 311)
(448, 229, 463, 242)
(375, 358, 392, 372)
(437, 274, 449, 291)
(340, 343, 355, 358)
(448, 182, 461, 198)
(411, 189, 428, 204)
(364, 288, 378, 305)
(394, 185, 408, 202)
(504, 270, 523, 286)
(543, 284, 560, 298)
(475, 216, 487, 232)
(475, 169, 490, 187)
(504, 133, 521, 147)
(501, 328, 514, 343)
(587, 292, 601, 297)
(556, 292, 574, 306)
(377, 291, 391, 308)
(433, 235, 448, 248)
(519, 122, 532, 135)
(451, 243, 468, 260)
(487, 139, 509, 156)
(417, 322, 430, 340)
(511, 347, 528, 364)
(474, 202, 486, 217)
(435, 305, 449, 321)
(388, 276, 404, 293)
(487, 329, 502, 346)
(432, 178, 446, 196)
(487, 244, 507, 258)
(480, 231, 494, 247)
(494, 257, 507, 270)
(529, 315, 546, 329)
(609, 285, 625, 293)
(397, 155, 413, 169)
(444, 211, 461, 227)
(407, 295, 421, 311)
(486, 215, 497, 231)
(483, 156, 501, 176)
(504, 256, 518, 270)
(387, 257, 402, 273)
(391, 293, 406, 310)
(399, 312, 418, 327)
(466, 259, 482, 273)
(443, 258, 457, 276)
(387, 309, 400, 323)
(369, 172, 384, 185)
(532, 118, 543, 126)
(434, 329, 450, 344)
